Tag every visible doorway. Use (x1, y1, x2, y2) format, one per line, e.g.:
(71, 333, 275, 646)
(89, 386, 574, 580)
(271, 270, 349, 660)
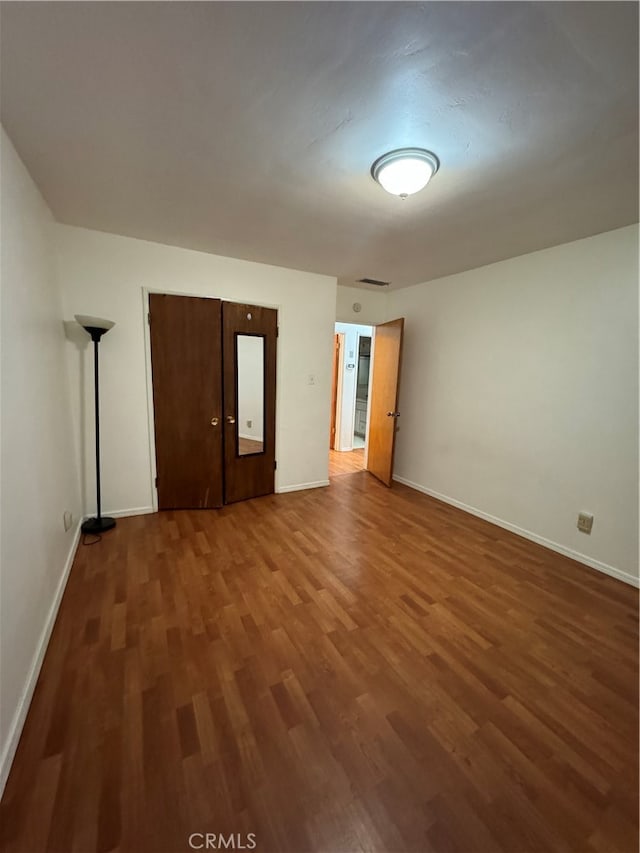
(354, 334, 371, 448)
(329, 322, 373, 477)
(148, 293, 277, 508)
(329, 317, 405, 485)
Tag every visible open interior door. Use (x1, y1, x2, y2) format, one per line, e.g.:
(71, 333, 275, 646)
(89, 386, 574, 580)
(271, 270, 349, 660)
(367, 318, 404, 486)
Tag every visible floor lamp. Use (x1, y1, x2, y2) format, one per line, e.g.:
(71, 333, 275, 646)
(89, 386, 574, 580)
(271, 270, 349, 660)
(75, 315, 117, 535)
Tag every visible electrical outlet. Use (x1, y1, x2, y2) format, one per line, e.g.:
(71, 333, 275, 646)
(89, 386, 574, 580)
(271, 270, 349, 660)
(63, 510, 73, 532)
(577, 512, 593, 534)
(247, 419, 252, 428)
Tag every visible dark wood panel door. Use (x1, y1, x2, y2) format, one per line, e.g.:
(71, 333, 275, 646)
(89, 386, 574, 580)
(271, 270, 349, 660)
(149, 293, 224, 508)
(367, 318, 404, 487)
(222, 301, 277, 504)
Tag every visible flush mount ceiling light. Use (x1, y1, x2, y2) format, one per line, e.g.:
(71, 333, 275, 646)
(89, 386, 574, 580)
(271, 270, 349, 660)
(371, 148, 440, 198)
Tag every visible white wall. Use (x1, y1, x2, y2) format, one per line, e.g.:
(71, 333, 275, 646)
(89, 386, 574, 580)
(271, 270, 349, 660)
(0, 128, 81, 792)
(336, 285, 388, 326)
(334, 322, 372, 451)
(390, 225, 639, 584)
(55, 225, 337, 512)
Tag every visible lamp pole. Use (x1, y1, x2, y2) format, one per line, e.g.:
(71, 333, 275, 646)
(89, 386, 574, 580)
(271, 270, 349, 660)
(75, 315, 116, 535)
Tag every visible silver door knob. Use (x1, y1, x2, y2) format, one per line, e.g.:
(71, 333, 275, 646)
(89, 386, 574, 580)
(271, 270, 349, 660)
(386, 411, 401, 418)
(226, 415, 236, 424)
(210, 417, 219, 426)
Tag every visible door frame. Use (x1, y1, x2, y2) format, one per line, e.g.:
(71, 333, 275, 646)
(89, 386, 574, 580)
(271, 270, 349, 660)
(363, 330, 376, 469)
(142, 287, 281, 512)
(332, 333, 345, 451)
(333, 323, 374, 456)
(329, 334, 339, 450)
(353, 329, 375, 463)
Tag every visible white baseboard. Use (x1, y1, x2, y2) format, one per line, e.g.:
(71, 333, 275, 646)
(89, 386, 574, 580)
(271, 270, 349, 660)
(277, 480, 330, 494)
(0, 520, 82, 797)
(393, 476, 639, 589)
(82, 506, 155, 521)
(104, 506, 155, 519)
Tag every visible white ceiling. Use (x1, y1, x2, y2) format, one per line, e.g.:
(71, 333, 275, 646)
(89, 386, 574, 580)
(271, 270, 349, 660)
(1, 2, 638, 289)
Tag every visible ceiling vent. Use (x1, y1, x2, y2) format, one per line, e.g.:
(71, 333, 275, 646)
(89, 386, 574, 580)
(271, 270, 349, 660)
(358, 277, 390, 287)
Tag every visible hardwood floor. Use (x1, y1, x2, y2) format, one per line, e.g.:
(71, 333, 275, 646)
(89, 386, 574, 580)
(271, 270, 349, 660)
(329, 448, 365, 476)
(1, 475, 638, 853)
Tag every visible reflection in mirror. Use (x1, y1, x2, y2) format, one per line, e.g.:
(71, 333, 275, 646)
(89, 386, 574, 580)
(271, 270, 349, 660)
(237, 335, 265, 455)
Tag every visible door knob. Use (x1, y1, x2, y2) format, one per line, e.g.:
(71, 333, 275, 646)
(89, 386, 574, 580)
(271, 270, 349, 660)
(226, 415, 236, 424)
(386, 411, 401, 418)
(210, 417, 219, 426)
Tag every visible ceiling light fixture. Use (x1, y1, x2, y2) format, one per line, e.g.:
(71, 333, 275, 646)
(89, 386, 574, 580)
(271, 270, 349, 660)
(371, 148, 440, 198)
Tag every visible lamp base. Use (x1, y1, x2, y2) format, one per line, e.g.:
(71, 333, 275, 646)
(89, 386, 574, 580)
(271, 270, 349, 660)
(81, 516, 116, 535)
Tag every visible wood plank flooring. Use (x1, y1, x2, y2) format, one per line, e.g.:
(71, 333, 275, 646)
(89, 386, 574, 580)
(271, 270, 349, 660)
(1, 473, 638, 853)
(329, 448, 365, 476)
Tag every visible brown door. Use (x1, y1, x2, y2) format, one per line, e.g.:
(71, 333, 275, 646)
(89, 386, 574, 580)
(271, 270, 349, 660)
(149, 293, 224, 508)
(329, 333, 340, 449)
(222, 301, 277, 504)
(367, 318, 404, 487)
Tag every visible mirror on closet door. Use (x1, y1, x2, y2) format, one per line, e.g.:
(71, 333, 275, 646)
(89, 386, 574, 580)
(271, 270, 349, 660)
(236, 334, 265, 455)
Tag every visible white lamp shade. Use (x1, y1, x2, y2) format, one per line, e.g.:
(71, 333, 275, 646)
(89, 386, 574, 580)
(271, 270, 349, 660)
(75, 315, 115, 333)
(371, 148, 440, 198)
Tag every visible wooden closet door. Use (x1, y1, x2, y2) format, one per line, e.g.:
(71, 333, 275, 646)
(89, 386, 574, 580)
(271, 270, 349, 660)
(222, 301, 277, 504)
(149, 294, 224, 508)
